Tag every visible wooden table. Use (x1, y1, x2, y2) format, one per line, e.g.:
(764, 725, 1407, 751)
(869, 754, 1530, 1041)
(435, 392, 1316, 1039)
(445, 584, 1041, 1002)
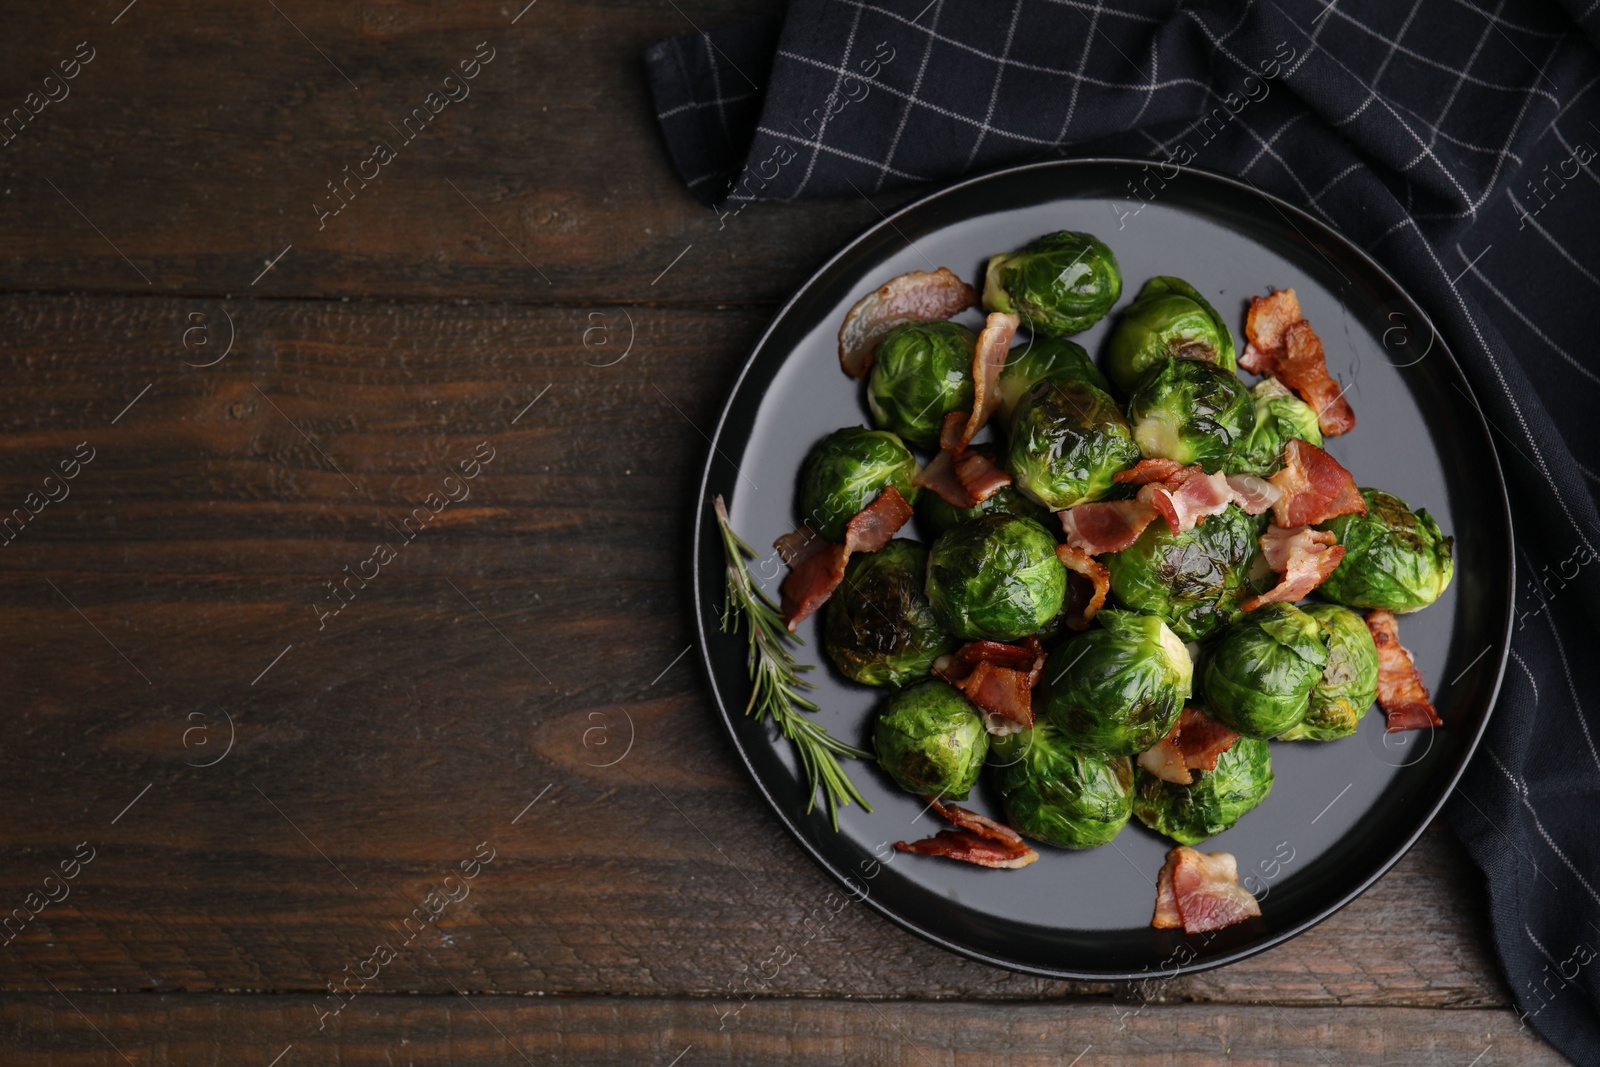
(0, 1, 1565, 1063)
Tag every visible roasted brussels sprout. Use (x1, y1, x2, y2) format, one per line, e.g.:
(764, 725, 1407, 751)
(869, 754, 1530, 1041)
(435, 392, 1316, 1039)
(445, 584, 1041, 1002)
(997, 336, 1112, 420)
(1133, 736, 1273, 845)
(1202, 603, 1329, 738)
(990, 721, 1134, 849)
(1126, 357, 1255, 472)
(1278, 603, 1379, 741)
(1317, 488, 1455, 613)
(982, 230, 1121, 336)
(1102, 504, 1264, 641)
(873, 679, 990, 799)
(1006, 377, 1141, 510)
(925, 514, 1067, 641)
(866, 321, 977, 449)
(797, 427, 920, 542)
(824, 539, 957, 688)
(916, 448, 1050, 536)
(1103, 276, 1237, 395)
(1233, 378, 1323, 476)
(1039, 610, 1193, 756)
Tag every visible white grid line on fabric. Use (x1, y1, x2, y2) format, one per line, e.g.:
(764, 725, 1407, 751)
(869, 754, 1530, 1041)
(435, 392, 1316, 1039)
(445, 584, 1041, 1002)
(655, 90, 759, 121)
(1308, 160, 1365, 202)
(1546, 122, 1600, 194)
(1536, 70, 1598, 140)
(1372, 0, 1425, 89)
(1508, 649, 1540, 705)
(1459, 239, 1600, 386)
(1053, 0, 1110, 145)
(786, 2, 866, 201)
(1036, 0, 1163, 23)
(873, 0, 944, 191)
(775, 39, 1194, 94)
(756, 123, 930, 182)
(1422, 0, 1506, 156)
(963, 0, 1025, 168)
(1447, 0, 1574, 37)
(1493, 760, 1600, 905)
(1536, 602, 1600, 772)
(702, 32, 735, 145)
(1580, 0, 1600, 22)
(1240, 111, 1307, 175)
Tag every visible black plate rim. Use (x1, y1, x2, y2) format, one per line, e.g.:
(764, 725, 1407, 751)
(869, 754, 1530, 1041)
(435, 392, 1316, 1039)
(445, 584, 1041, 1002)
(688, 156, 1515, 980)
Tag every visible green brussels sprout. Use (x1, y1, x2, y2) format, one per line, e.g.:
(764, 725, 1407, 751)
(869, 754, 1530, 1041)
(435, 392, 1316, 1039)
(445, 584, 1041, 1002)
(1102, 504, 1265, 641)
(867, 321, 977, 449)
(998, 336, 1112, 420)
(924, 514, 1067, 641)
(990, 720, 1134, 849)
(1317, 488, 1455, 613)
(1104, 276, 1237, 395)
(916, 448, 1051, 536)
(1278, 603, 1379, 741)
(873, 679, 990, 799)
(1126, 357, 1255, 473)
(1133, 736, 1273, 845)
(982, 230, 1121, 336)
(1233, 379, 1323, 476)
(1039, 610, 1193, 756)
(1202, 603, 1329, 738)
(1005, 377, 1141, 510)
(824, 539, 957, 688)
(797, 427, 920, 542)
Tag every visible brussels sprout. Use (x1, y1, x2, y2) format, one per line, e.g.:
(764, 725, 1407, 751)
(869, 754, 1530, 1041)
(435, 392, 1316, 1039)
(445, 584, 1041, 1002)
(1233, 379, 1323, 476)
(1278, 603, 1379, 741)
(1133, 736, 1273, 845)
(916, 448, 1051, 537)
(1039, 610, 1193, 756)
(1104, 276, 1237, 395)
(825, 539, 957, 688)
(797, 427, 920, 542)
(1006, 377, 1141, 510)
(925, 514, 1067, 641)
(998, 336, 1112, 420)
(873, 679, 990, 799)
(982, 230, 1121, 336)
(1202, 603, 1329, 738)
(867, 321, 977, 449)
(1126, 358, 1255, 473)
(1317, 488, 1455, 613)
(990, 721, 1134, 849)
(1102, 504, 1265, 641)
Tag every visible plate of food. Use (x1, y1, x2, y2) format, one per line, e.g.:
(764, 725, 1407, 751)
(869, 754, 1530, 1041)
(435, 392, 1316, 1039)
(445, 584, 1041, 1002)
(691, 158, 1513, 978)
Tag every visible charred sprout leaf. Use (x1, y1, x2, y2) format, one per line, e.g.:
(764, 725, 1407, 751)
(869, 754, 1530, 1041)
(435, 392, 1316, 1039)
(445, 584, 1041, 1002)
(1039, 609, 1193, 756)
(1202, 603, 1328, 738)
(1006, 376, 1141, 510)
(867, 321, 978, 449)
(824, 539, 957, 688)
(1127, 357, 1255, 473)
(983, 230, 1122, 336)
(872, 679, 990, 800)
(990, 720, 1134, 849)
(925, 514, 1068, 641)
(1317, 488, 1455, 613)
(1103, 503, 1266, 641)
(1133, 736, 1273, 845)
(1104, 276, 1237, 395)
(998, 336, 1111, 421)
(714, 496, 870, 830)
(1278, 603, 1379, 741)
(1233, 378, 1323, 476)
(797, 426, 920, 542)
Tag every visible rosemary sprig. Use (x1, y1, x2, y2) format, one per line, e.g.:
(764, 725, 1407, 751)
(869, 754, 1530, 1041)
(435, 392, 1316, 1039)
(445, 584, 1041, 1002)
(713, 494, 871, 830)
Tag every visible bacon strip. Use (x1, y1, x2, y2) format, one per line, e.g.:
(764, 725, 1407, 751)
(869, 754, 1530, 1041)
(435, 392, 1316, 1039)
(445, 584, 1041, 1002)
(1059, 499, 1161, 555)
(953, 312, 1019, 450)
(933, 637, 1045, 731)
(953, 448, 1012, 502)
(1111, 462, 1277, 537)
(1152, 850, 1184, 928)
(1114, 457, 1188, 486)
(895, 798, 1039, 869)
(1240, 289, 1354, 436)
(912, 448, 977, 509)
(1160, 847, 1261, 934)
(775, 487, 912, 631)
(1366, 609, 1443, 732)
(1224, 473, 1281, 516)
(1137, 707, 1242, 786)
(1141, 469, 1237, 534)
(1266, 440, 1366, 528)
(837, 267, 979, 378)
(1055, 544, 1109, 630)
(1241, 525, 1344, 612)
(1240, 289, 1302, 375)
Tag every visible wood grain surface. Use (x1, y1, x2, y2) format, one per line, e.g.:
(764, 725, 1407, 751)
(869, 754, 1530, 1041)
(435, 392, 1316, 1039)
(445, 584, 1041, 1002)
(0, 0, 1560, 1062)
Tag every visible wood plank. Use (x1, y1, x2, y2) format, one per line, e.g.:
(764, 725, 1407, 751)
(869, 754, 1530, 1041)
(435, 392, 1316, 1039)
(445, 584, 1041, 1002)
(0, 995, 1564, 1066)
(0, 294, 1507, 1008)
(0, 0, 898, 303)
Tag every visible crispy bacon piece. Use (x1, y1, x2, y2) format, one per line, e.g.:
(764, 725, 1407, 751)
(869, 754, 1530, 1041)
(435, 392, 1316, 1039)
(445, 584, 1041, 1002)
(1055, 544, 1109, 630)
(951, 312, 1019, 450)
(1281, 320, 1356, 436)
(1267, 440, 1366, 528)
(837, 267, 979, 378)
(1240, 288, 1303, 375)
(1141, 469, 1237, 534)
(1366, 609, 1443, 732)
(933, 637, 1045, 732)
(895, 798, 1039, 869)
(1059, 499, 1161, 555)
(1241, 525, 1344, 611)
(1137, 707, 1242, 786)
(1224, 473, 1281, 516)
(954, 448, 1012, 502)
(1156, 847, 1261, 934)
(1114, 457, 1188, 486)
(775, 487, 912, 631)
(912, 448, 977, 509)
